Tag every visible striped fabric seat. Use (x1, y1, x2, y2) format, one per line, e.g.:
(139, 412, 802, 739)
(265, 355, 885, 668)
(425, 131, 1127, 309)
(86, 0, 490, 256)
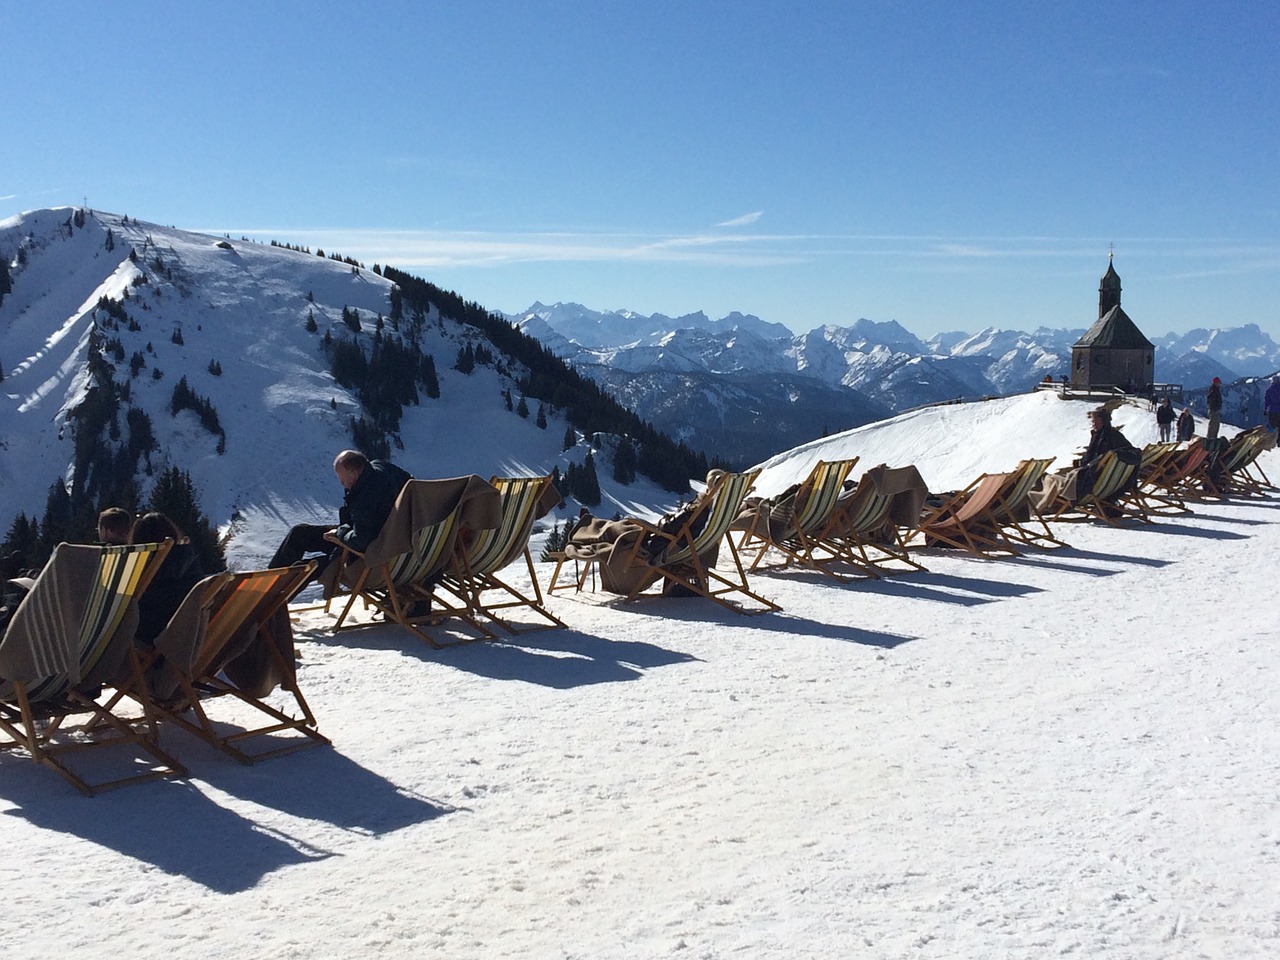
(628, 469, 780, 614)
(326, 476, 503, 648)
(989, 458, 1069, 548)
(441, 475, 564, 632)
(824, 466, 929, 574)
(0, 540, 184, 795)
(141, 563, 329, 763)
(737, 458, 860, 578)
(662, 469, 759, 568)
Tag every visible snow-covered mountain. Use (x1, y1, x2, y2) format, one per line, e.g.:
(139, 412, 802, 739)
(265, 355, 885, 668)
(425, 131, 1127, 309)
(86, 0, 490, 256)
(509, 301, 1280, 458)
(0, 209, 693, 570)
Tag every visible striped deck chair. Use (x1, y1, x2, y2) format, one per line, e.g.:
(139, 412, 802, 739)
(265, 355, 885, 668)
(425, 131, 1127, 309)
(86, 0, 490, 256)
(1130, 442, 1191, 514)
(908, 472, 1018, 556)
(1220, 430, 1273, 497)
(1048, 451, 1147, 525)
(327, 476, 502, 648)
(1183, 436, 1231, 499)
(439, 475, 565, 632)
(629, 469, 779, 613)
(1148, 442, 1209, 506)
(736, 458, 859, 578)
(823, 465, 928, 575)
(0, 540, 182, 795)
(989, 458, 1070, 548)
(139, 563, 329, 763)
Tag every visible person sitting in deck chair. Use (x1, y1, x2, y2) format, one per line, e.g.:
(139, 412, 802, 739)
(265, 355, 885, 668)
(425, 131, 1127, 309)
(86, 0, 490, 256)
(97, 507, 133, 546)
(268, 450, 412, 586)
(1034, 407, 1139, 509)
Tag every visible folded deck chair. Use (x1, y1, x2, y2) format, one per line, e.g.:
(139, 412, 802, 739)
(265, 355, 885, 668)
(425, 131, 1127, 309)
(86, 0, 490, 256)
(735, 458, 859, 578)
(0, 540, 182, 795)
(326, 476, 503, 648)
(1046, 450, 1147, 525)
(822, 463, 929, 574)
(553, 470, 780, 614)
(439, 474, 565, 632)
(908, 471, 1018, 556)
(987, 457, 1070, 549)
(137, 563, 329, 764)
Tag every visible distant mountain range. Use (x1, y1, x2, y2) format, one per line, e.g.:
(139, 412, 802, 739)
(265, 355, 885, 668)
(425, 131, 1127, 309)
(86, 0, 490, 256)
(509, 302, 1280, 463)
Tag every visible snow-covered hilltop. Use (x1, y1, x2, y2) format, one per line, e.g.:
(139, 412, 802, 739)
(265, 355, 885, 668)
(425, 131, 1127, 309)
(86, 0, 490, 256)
(0, 209, 689, 568)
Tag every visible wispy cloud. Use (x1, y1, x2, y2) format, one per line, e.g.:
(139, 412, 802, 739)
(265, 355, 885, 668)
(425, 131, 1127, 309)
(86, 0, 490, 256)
(717, 211, 763, 228)
(212, 225, 1280, 278)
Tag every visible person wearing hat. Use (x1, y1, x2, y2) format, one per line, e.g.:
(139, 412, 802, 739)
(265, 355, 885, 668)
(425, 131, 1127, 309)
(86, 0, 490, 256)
(1206, 377, 1223, 439)
(1264, 376, 1280, 436)
(1080, 406, 1137, 482)
(1032, 406, 1139, 511)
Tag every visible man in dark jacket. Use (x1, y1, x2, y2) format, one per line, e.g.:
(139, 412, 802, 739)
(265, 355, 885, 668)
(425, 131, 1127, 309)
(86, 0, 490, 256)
(1076, 407, 1138, 498)
(268, 450, 412, 573)
(1155, 397, 1175, 442)
(1206, 377, 1223, 439)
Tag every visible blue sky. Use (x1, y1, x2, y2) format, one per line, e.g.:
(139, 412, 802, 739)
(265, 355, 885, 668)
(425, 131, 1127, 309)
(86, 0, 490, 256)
(3, 1, 1277, 337)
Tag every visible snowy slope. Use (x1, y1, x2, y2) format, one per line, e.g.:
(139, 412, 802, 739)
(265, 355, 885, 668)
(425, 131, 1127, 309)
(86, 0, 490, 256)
(0, 209, 680, 567)
(2, 390, 1278, 960)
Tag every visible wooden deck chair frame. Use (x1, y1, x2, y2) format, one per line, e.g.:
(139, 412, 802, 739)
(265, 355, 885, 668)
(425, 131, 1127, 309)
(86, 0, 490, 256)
(1149, 442, 1210, 505)
(560, 470, 778, 614)
(737, 458, 860, 579)
(1129, 442, 1192, 514)
(624, 469, 779, 614)
(1047, 451, 1148, 526)
(819, 470, 927, 575)
(135, 563, 330, 764)
(908, 472, 1019, 557)
(1184, 437, 1231, 500)
(439, 475, 565, 633)
(988, 458, 1070, 549)
(326, 481, 496, 649)
(1220, 432, 1272, 497)
(0, 540, 184, 796)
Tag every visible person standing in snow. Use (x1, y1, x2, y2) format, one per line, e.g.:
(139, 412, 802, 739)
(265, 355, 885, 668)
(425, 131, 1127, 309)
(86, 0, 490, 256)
(1176, 407, 1195, 442)
(1264, 377, 1280, 436)
(1155, 397, 1175, 443)
(1206, 377, 1223, 439)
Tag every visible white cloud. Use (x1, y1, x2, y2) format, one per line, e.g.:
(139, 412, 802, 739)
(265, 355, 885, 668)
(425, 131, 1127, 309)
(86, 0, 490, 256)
(716, 211, 763, 228)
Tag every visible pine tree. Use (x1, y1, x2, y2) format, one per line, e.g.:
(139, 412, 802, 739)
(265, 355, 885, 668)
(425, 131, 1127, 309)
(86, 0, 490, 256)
(536, 403, 547, 429)
(539, 521, 567, 561)
(562, 424, 576, 451)
(148, 466, 226, 572)
(612, 437, 637, 485)
(420, 354, 440, 399)
(578, 451, 601, 506)
(516, 395, 530, 419)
